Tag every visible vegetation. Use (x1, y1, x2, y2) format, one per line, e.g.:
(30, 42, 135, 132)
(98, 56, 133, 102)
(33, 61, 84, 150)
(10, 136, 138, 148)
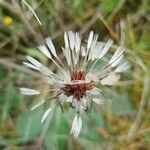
(0, 0, 149, 149)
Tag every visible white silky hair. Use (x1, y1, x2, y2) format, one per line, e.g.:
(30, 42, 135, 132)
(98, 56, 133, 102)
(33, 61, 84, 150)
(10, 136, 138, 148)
(19, 88, 41, 95)
(38, 45, 52, 59)
(31, 99, 45, 110)
(101, 73, 120, 85)
(46, 37, 57, 57)
(87, 31, 94, 50)
(70, 114, 82, 138)
(41, 107, 52, 123)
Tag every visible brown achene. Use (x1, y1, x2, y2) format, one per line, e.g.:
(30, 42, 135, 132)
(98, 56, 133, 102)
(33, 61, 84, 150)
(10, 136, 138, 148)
(62, 70, 95, 101)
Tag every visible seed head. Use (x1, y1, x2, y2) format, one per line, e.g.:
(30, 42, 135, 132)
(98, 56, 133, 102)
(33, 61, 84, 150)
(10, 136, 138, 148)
(20, 31, 130, 138)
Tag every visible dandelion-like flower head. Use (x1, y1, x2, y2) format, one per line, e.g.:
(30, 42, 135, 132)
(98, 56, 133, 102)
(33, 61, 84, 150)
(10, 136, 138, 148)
(20, 31, 129, 138)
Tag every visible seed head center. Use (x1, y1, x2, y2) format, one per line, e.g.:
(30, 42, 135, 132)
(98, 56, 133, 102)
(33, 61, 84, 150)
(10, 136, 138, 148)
(62, 70, 95, 101)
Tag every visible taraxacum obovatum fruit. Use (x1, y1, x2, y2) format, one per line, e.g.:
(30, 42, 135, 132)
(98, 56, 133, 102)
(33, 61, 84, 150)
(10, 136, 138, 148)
(20, 31, 129, 138)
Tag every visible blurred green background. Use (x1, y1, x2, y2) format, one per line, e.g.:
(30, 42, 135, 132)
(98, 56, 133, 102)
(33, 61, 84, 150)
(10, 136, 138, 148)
(0, 0, 149, 149)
